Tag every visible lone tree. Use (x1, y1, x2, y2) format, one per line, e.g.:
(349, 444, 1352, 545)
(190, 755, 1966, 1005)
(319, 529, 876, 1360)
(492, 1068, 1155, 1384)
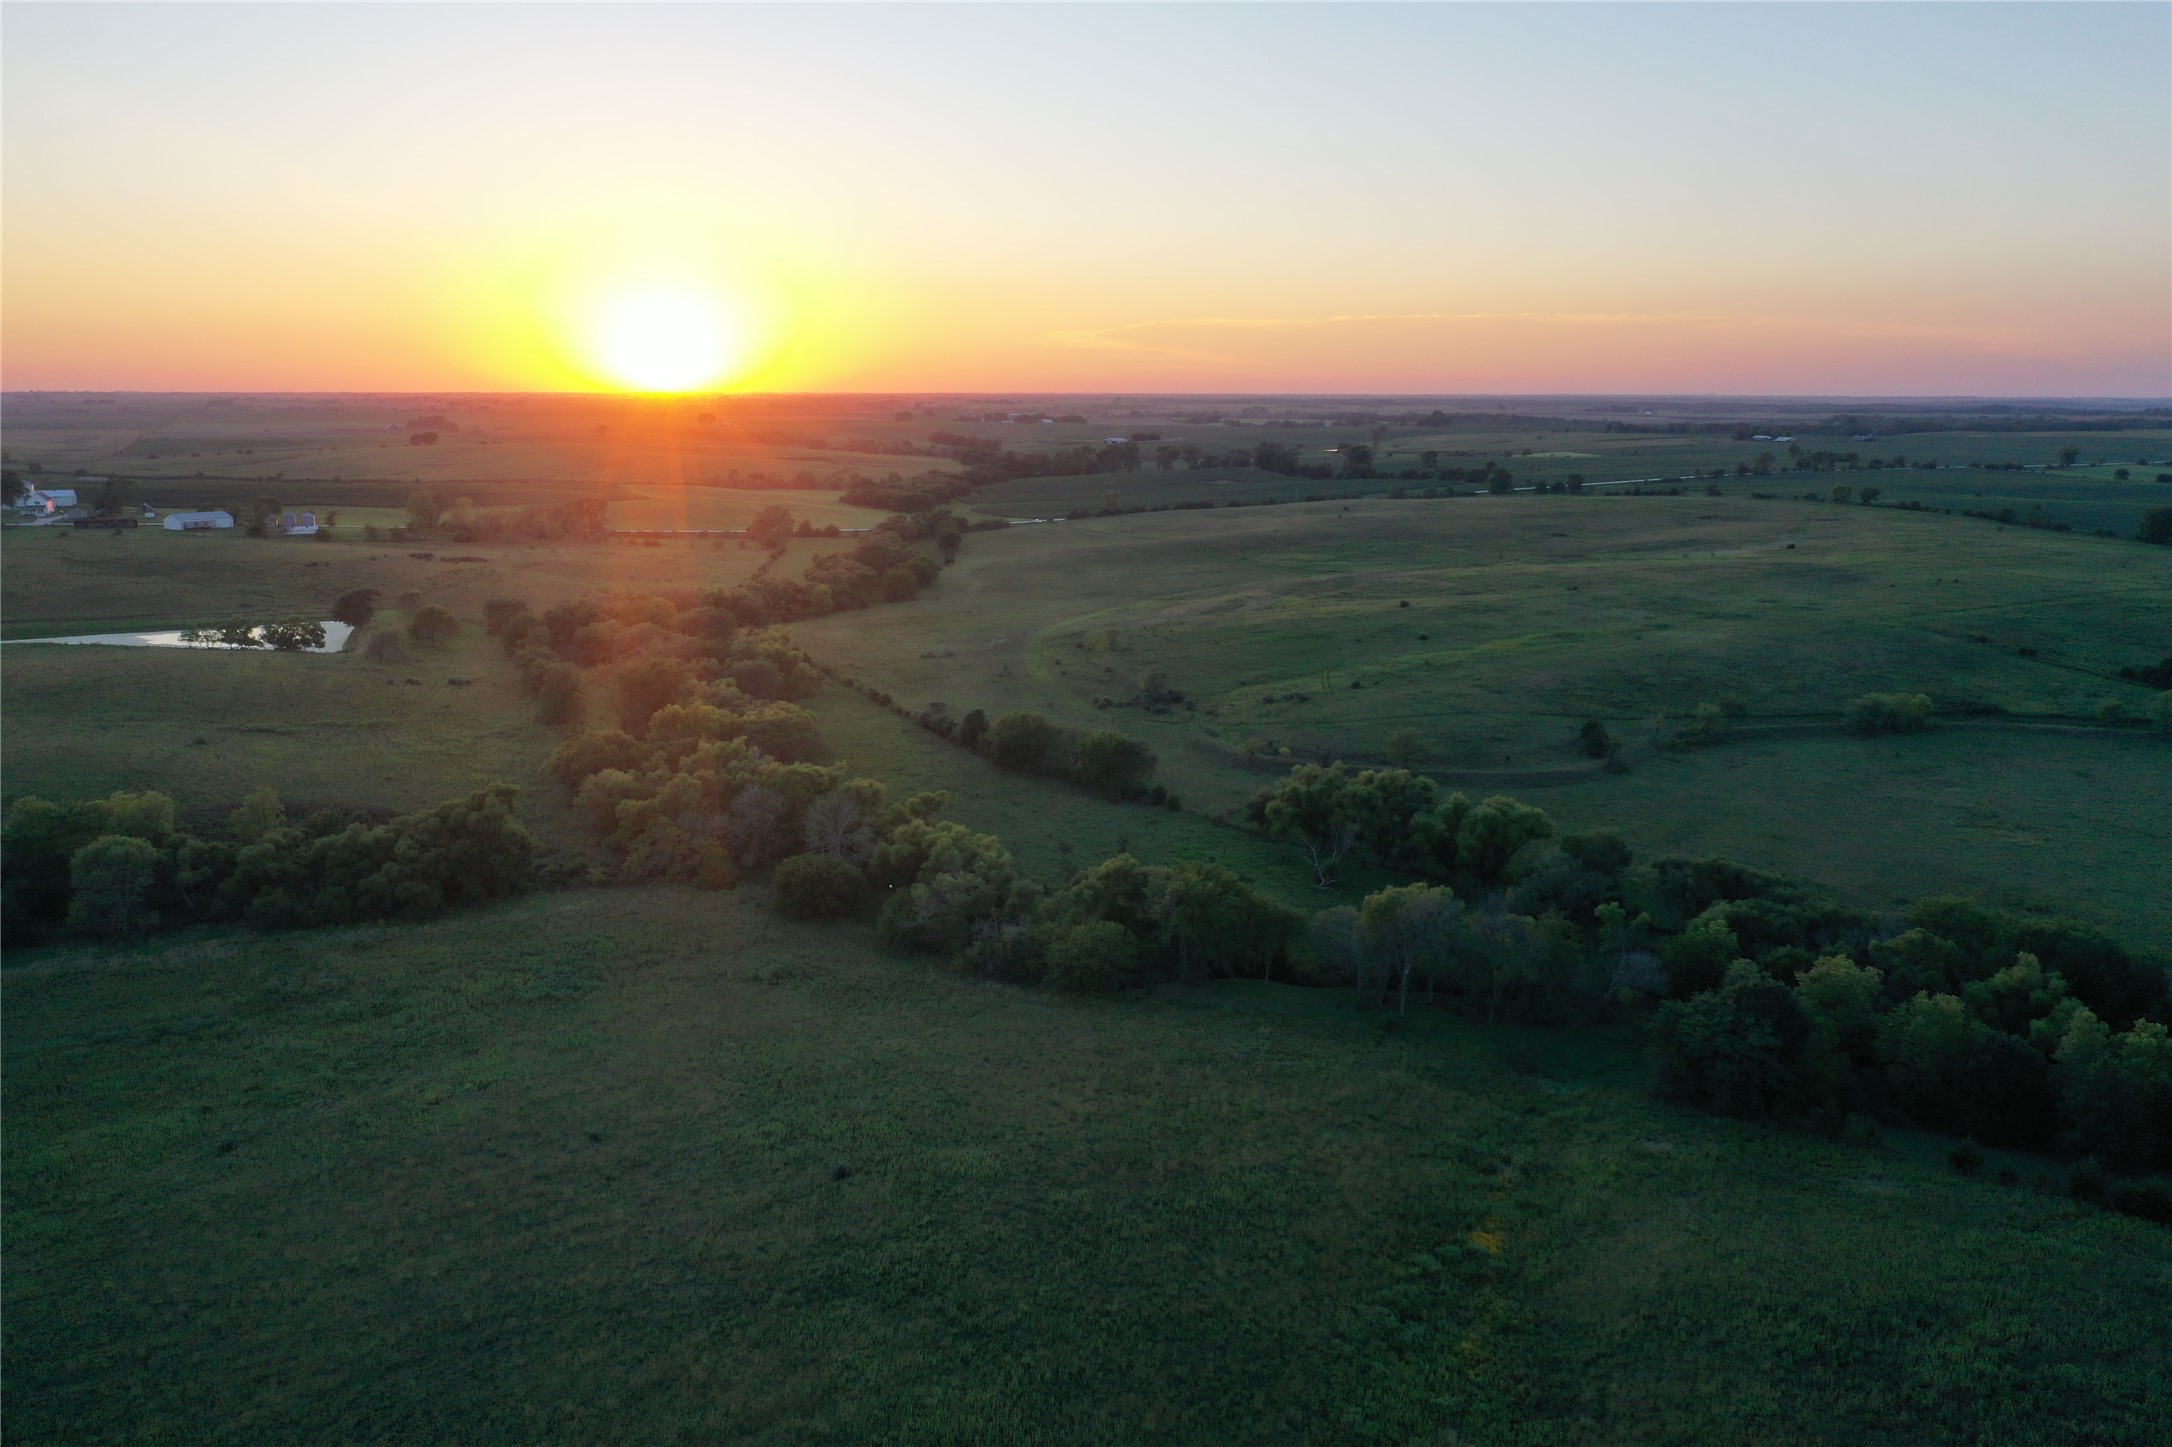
(1076, 730, 1157, 798)
(1256, 763, 1365, 887)
(406, 605, 460, 646)
(331, 589, 378, 628)
(1360, 883, 1462, 1014)
(406, 489, 443, 528)
(746, 505, 796, 548)
(2139, 506, 2172, 547)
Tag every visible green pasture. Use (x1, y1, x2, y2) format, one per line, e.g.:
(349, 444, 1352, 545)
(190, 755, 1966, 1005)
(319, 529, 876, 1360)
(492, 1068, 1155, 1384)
(807, 685, 1383, 908)
(0, 615, 587, 851)
(606, 486, 884, 533)
(1855, 463, 2172, 536)
(0, 524, 787, 638)
(7, 890, 2166, 1445)
(790, 492, 2172, 945)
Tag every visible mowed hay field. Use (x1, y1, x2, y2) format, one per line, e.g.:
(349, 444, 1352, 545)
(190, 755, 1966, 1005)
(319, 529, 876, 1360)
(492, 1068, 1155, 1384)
(787, 493, 2172, 948)
(7, 890, 2168, 1446)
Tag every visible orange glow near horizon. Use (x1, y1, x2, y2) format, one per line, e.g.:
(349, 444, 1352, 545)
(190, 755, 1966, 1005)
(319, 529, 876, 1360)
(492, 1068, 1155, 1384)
(2, 7, 2164, 397)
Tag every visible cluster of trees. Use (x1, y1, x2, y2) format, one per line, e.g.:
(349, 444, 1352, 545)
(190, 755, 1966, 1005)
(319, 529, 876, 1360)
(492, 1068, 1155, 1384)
(840, 470, 977, 513)
(175, 618, 327, 651)
(1244, 764, 1579, 894)
(1845, 692, 1935, 734)
(1, 785, 534, 945)
(399, 491, 609, 543)
(971, 710, 1163, 800)
(942, 852, 1303, 991)
(1653, 900, 2172, 1188)
(1235, 762, 2169, 1187)
(2140, 506, 2172, 546)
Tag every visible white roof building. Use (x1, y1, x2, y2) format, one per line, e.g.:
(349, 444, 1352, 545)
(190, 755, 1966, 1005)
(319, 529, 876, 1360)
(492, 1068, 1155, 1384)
(163, 510, 235, 531)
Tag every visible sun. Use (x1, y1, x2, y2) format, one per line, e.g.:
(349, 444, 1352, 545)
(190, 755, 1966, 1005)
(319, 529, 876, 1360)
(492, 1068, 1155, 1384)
(589, 286, 736, 392)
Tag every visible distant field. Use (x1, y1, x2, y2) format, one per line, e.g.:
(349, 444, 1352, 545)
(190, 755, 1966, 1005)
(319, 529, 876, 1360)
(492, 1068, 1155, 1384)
(790, 492, 2172, 948)
(0, 394, 951, 500)
(969, 455, 2172, 535)
(0, 524, 788, 638)
(1855, 463, 2172, 536)
(808, 685, 1396, 908)
(606, 486, 885, 532)
(8, 890, 2165, 1445)
(0, 613, 589, 851)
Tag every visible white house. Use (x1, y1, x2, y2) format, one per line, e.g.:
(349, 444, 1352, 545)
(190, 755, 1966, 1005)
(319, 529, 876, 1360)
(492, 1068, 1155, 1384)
(19, 487, 79, 513)
(163, 510, 235, 531)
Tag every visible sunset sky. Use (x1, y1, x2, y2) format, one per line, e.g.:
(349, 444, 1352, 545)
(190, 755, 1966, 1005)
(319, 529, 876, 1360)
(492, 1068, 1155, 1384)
(4, 2, 2167, 397)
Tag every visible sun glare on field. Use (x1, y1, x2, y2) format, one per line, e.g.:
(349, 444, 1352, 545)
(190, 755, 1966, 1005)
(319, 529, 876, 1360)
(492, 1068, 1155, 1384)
(588, 286, 738, 392)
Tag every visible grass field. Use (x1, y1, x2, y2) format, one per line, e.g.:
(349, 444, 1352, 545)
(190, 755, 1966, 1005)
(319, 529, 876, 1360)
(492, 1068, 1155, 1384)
(606, 487, 886, 533)
(0, 617, 589, 849)
(788, 491, 2172, 948)
(0, 524, 788, 638)
(7, 890, 2166, 1446)
(8, 397, 2172, 1444)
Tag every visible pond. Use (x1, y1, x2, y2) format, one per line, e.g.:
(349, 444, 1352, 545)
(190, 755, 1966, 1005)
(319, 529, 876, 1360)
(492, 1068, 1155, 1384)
(4, 622, 354, 653)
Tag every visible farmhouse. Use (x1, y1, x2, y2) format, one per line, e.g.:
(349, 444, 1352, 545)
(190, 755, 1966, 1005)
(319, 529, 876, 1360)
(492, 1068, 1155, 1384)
(18, 487, 79, 513)
(163, 510, 235, 531)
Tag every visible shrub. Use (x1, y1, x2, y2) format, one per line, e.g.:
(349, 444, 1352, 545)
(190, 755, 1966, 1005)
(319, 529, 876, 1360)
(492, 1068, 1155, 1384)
(331, 588, 378, 627)
(881, 565, 921, 602)
(482, 598, 528, 635)
(260, 618, 326, 652)
(989, 712, 1065, 772)
(1846, 692, 1934, 734)
(363, 631, 409, 663)
(2137, 505, 2172, 546)
(406, 605, 460, 645)
(535, 665, 583, 726)
(2069, 1156, 2109, 1201)
(1046, 920, 1140, 992)
(772, 853, 869, 920)
(1651, 962, 1811, 1116)
(66, 834, 162, 937)
(957, 708, 990, 751)
(2106, 1180, 2172, 1224)
(612, 655, 695, 733)
(735, 659, 784, 699)
(1076, 730, 1157, 797)
(1385, 728, 1426, 767)
(956, 929, 1046, 984)
(548, 729, 646, 788)
(1949, 1138, 1985, 1177)
(1578, 719, 1613, 759)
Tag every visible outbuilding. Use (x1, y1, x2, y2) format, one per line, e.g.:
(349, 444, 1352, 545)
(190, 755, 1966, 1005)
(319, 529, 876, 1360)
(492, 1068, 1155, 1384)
(163, 510, 236, 531)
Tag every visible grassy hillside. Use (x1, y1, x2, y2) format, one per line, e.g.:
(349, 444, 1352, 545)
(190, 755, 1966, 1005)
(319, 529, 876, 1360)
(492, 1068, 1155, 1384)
(787, 492, 2172, 946)
(7, 891, 2165, 1445)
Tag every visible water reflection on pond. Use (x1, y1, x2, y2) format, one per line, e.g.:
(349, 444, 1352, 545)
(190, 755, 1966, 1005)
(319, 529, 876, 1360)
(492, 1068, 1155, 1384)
(7, 622, 354, 653)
